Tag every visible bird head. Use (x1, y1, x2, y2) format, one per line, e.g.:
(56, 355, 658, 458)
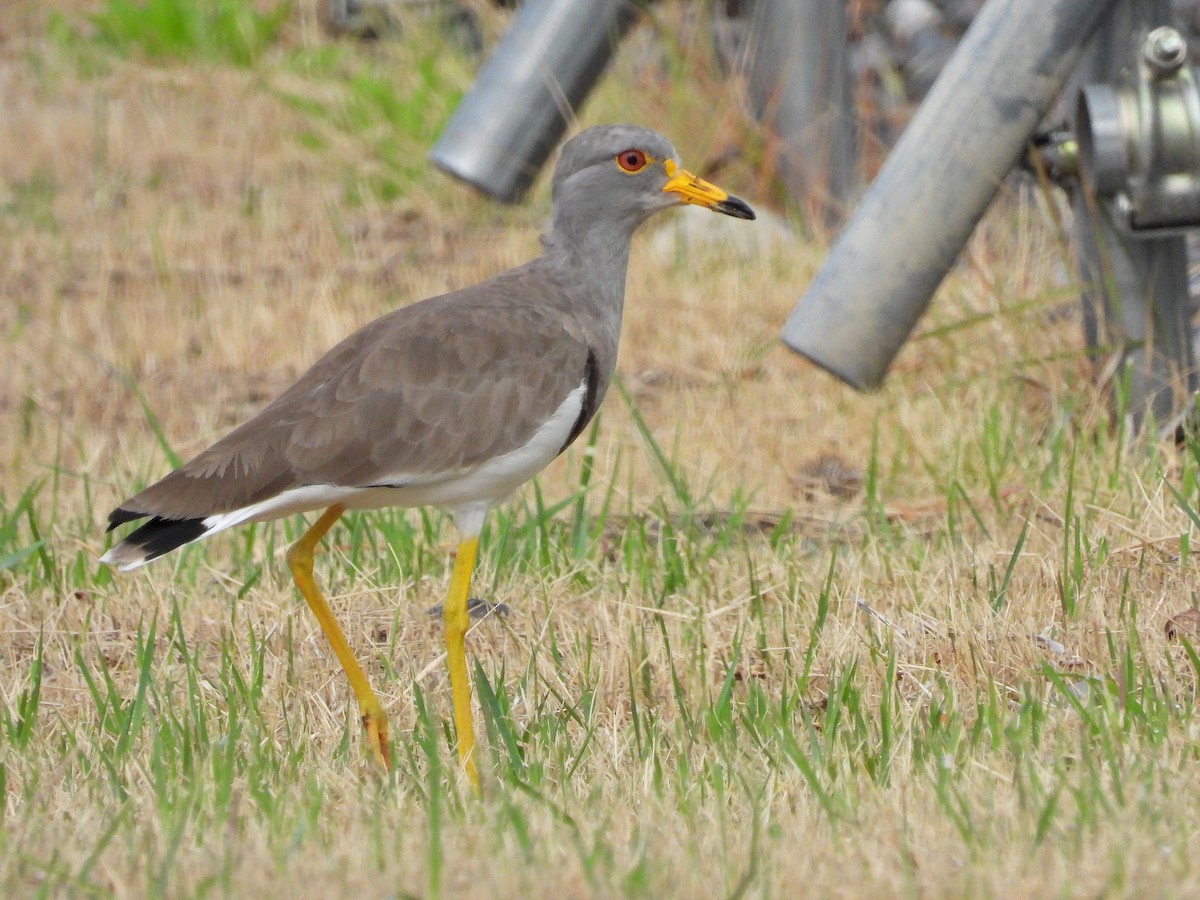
(549, 124, 755, 245)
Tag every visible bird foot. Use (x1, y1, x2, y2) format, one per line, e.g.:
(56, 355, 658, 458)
(425, 596, 510, 621)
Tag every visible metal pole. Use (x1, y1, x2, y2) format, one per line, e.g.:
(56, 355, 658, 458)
(1072, 0, 1195, 430)
(744, 0, 855, 225)
(780, 0, 1118, 390)
(429, 0, 640, 204)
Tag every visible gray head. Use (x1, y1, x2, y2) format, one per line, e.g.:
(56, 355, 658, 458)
(545, 124, 754, 255)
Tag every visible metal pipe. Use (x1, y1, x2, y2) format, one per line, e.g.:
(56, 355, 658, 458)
(780, 0, 1119, 390)
(429, 0, 640, 203)
(744, 0, 855, 225)
(1072, 0, 1195, 430)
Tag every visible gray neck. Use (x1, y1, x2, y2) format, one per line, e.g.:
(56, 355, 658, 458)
(535, 202, 642, 397)
(540, 206, 639, 314)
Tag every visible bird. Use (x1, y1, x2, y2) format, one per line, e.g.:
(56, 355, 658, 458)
(101, 123, 755, 784)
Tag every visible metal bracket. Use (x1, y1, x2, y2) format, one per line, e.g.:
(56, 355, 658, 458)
(1077, 26, 1200, 233)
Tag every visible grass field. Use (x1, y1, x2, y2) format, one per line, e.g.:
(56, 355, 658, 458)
(5, 1, 1200, 896)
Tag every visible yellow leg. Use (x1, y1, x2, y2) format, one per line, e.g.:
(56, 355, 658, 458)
(286, 504, 391, 772)
(444, 536, 480, 787)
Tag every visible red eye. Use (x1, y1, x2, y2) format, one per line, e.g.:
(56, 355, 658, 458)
(616, 149, 648, 173)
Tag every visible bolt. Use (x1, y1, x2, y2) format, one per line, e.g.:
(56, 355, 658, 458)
(1145, 26, 1188, 75)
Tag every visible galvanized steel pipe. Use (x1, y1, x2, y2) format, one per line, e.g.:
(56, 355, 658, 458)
(744, 0, 855, 225)
(781, 0, 1119, 390)
(429, 0, 640, 203)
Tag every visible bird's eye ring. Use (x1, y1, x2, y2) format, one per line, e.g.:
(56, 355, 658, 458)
(616, 149, 649, 173)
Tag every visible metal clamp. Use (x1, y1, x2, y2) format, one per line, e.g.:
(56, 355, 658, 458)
(1076, 26, 1200, 232)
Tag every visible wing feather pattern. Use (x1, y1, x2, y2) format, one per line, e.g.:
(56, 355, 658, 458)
(113, 264, 604, 522)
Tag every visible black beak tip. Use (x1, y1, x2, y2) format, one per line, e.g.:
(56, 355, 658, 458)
(716, 196, 756, 221)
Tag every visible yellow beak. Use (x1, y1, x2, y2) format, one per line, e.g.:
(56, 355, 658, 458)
(662, 160, 755, 220)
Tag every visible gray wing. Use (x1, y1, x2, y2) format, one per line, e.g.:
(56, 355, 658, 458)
(115, 274, 596, 520)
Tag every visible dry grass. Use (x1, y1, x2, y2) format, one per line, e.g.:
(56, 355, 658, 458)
(4, 1, 1200, 897)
